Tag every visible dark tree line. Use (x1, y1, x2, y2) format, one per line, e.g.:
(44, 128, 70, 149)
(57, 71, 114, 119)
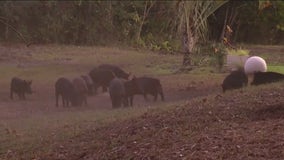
(210, 0, 284, 45)
(0, 1, 283, 50)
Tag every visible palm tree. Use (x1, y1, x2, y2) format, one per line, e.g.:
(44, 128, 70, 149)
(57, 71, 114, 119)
(175, 0, 228, 66)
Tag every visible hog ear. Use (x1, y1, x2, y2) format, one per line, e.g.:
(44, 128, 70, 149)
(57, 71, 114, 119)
(127, 73, 132, 79)
(111, 72, 116, 77)
(128, 74, 135, 80)
(131, 75, 137, 80)
(127, 72, 131, 78)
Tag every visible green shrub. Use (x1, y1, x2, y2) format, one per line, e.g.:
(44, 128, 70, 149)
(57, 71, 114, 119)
(226, 48, 250, 56)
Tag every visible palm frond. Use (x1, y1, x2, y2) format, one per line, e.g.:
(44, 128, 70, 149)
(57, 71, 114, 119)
(176, 0, 228, 42)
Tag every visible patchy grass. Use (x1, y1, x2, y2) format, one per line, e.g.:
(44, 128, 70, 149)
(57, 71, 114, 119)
(246, 45, 284, 65)
(267, 65, 284, 73)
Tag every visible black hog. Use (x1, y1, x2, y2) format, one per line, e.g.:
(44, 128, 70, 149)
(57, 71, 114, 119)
(10, 77, 32, 100)
(98, 64, 130, 80)
(81, 75, 95, 95)
(89, 68, 116, 93)
(55, 77, 75, 107)
(222, 69, 248, 92)
(124, 76, 165, 106)
(72, 77, 88, 106)
(251, 71, 284, 86)
(109, 78, 128, 108)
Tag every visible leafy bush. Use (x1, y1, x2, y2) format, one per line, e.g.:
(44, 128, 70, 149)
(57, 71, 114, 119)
(226, 48, 250, 56)
(225, 48, 250, 71)
(212, 43, 227, 71)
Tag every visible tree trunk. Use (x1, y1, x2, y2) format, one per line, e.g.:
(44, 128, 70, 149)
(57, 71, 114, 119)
(220, 3, 229, 41)
(136, 1, 155, 43)
(107, 1, 113, 27)
(182, 23, 194, 66)
(5, 22, 9, 40)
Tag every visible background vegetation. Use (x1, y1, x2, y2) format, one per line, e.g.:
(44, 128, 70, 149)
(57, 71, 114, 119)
(0, 1, 283, 49)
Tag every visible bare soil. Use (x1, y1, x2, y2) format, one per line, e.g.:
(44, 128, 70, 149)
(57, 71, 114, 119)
(0, 44, 284, 160)
(0, 44, 222, 121)
(38, 84, 284, 160)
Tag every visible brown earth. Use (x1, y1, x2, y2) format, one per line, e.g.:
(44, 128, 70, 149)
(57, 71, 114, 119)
(0, 44, 284, 160)
(0, 44, 222, 121)
(39, 83, 284, 160)
(0, 74, 221, 121)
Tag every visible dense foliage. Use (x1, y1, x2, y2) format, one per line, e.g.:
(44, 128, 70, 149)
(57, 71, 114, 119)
(0, 1, 283, 49)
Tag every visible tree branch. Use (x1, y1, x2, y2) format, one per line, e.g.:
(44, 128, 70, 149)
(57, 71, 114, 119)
(0, 18, 31, 47)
